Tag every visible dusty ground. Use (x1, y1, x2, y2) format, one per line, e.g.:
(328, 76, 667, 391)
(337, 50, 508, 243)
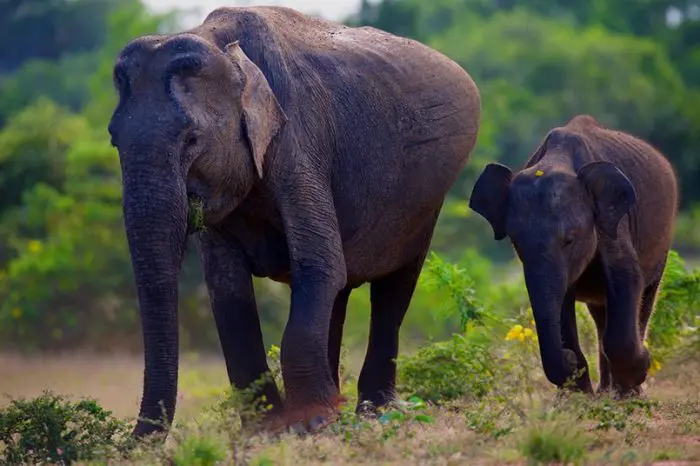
(1, 351, 699, 465)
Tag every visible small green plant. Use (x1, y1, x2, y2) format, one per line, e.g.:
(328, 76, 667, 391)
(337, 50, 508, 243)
(171, 433, 226, 466)
(420, 251, 495, 328)
(465, 399, 516, 439)
(0, 391, 128, 465)
(188, 197, 207, 232)
(519, 412, 591, 465)
(377, 396, 435, 441)
(585, 397, 657, 432)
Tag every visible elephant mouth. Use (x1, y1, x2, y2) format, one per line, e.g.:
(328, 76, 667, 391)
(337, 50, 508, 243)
(186, 193, 207, 235)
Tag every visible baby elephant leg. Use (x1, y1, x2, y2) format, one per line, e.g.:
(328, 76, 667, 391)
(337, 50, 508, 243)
(561, 292, 593, 393)
(622, 277, 664, 396)
(601, 257, 651, 397)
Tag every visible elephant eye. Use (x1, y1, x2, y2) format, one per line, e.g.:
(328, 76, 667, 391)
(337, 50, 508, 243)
(183, 133, 199, 151)
(562, 231, 576, 247)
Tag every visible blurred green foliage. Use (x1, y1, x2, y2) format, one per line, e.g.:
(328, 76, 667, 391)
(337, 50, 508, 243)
(0, 391, 128, 465)
(0, 0, 698, 353)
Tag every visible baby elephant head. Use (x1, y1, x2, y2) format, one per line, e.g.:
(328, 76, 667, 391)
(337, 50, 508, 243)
(468, 150, 636, 389)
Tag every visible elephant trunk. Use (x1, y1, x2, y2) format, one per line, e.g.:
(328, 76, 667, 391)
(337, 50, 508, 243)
(121, 156, 188, 438)
(523, 258, 577, 387)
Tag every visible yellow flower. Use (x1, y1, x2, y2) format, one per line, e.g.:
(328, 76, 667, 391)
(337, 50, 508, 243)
(535, 170, 544, 177)
(649, 358, 662, 376)
(517, 333, 525, 342)
(505, 324, 524, 341)
(11, 307, 22, 319)
(523, 328, 534, 339)
(530, 320, 536, 328)
(27, 240, 42, 254)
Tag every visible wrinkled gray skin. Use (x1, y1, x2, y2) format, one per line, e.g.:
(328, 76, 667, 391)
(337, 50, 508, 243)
(469, 115, 677, 396)
(108, 6, 481, 438)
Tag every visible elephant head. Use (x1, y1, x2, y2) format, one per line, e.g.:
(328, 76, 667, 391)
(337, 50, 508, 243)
(107, 33, 286, 436)
(468, 134, 637, 387)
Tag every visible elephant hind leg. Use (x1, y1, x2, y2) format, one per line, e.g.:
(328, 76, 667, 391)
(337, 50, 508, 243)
(624, 273, 665, 397)
(639, 265, 665, 342)
(356, 250, 428, 413)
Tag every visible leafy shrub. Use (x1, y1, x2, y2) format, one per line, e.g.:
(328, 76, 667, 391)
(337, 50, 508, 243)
(397, 253, 506, 402)
(397, 332, 496, 403)
(650, 250, 700, 361)
(419, 251, 495, 329)
(0, 392, 128, 465)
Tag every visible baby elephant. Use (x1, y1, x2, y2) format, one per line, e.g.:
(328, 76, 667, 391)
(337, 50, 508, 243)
(469, 115, 678, 396)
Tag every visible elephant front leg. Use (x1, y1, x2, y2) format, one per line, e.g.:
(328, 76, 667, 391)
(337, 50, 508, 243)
(601, 248, 650, 397)
(560, 291, 593, 393)
(275, 186, 348, 433)
(199, 230, 283, 421)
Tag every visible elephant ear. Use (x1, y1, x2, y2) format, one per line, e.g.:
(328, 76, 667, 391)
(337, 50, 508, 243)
(578, 161, 637, 239)
(469, 163, 513, 241)
(225, 41, 287, 178)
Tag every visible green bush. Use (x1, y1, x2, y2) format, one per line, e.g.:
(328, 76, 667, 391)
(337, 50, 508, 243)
(650, 250, 700, 362)
(0, 392, 128, 465)
(171, 434, 226, 466)
(397, 332, 496, 403)
(397, 252, 508, 403)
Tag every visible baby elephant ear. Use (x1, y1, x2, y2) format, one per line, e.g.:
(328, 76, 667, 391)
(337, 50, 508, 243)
(578, 161, 637, 240)
(225, 41, 287, 179)
(469, 163, 513, 241)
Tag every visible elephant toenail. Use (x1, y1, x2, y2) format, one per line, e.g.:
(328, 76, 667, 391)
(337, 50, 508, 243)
(308, 415, 326, 431)
(289, 421, 307, 435)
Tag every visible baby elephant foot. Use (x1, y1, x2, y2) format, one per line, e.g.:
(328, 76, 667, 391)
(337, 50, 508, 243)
(560, 349, 594, 394)
(596, 384, 613, 396)
(613, 383, 645, 400)
(609, 347, 651, 396)
(355, 400, 381, 418)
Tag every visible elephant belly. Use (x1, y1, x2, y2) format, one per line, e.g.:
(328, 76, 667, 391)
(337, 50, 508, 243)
(337, 143, 471, 285)
(340, 205, 442, 286)
(572, 257, 607, 306)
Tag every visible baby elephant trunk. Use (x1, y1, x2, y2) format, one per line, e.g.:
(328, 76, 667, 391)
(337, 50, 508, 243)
(523, 260, 579, 387)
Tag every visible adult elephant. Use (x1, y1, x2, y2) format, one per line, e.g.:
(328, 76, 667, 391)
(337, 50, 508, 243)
(108, 6, 481, 437)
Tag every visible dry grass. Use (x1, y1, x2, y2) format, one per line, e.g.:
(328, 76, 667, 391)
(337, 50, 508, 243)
(1, 351, 699, 465)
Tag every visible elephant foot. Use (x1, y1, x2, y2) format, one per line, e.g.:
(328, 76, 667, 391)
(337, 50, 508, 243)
(613, 383, 645, 400)
(264, 393, 346, 435)
(596, 385, 612, 397)
(573, 374, 594, 394)
(355, 400, 381, 418)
